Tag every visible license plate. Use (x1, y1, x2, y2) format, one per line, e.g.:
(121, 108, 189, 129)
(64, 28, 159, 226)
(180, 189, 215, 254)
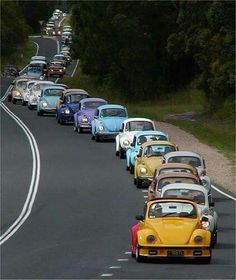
(167, 250, 184, 256)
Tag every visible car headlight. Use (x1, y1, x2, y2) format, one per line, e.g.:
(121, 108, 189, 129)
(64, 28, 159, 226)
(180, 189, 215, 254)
(42, 101, 48, 108)
(140, 167, 147, 174)
(65, 108, 70, 114)
(194, 235, 203, 243)
(82, 116, 88, 123)
(201, 220, 210, 229)
(15, 91, 21, 96)
(98, 125, 104, 131)
(33, 97, 37, 102)
(201, 208, 209, 215)
(146, 235, 156, 243)
(122, 139, 130, 146)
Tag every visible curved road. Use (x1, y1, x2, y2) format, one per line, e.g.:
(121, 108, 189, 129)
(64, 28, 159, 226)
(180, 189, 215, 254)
(1, 37, 235, 279)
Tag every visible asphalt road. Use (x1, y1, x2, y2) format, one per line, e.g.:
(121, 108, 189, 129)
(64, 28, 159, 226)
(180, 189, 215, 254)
(1, 37, 235, 279)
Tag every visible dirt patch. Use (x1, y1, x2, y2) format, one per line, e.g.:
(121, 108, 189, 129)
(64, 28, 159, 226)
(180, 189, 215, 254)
(156, 121, 235, 195)
(164, 112, 204, 122)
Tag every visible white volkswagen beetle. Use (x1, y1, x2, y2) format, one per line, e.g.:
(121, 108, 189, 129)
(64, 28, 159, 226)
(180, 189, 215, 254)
(163, 151, 211, 192)
(160, 183, 218, 247)
(115, 117, 156, 158)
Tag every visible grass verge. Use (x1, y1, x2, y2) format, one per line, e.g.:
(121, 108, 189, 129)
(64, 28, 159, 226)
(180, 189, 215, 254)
(61, 66, 235, 163)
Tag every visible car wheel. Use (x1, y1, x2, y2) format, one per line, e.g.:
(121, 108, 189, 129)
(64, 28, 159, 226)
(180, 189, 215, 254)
(38, 110, 43, 116)
(95, 134, 100, 142)
(22, 101, 26, 106)
(12, 98, 16, 104)
(8, 95, 12, 102)
(60, 119, 66, 125)
(211, 229, 217, 248)
(134, 178, 137, 185)
(126, 165, 130, 171)
(28, 105, 32, 110)
(198, 256, 211, 264)
(115, 150, 119, 156)
(119, 148, 126, 159)
(73, 126, 78, 132)
(78, 127, 83, 133)
(91, 135, 95, 140)
(135, 243, 145, 262)
(137, 178, 143, 188)
(130, 165, 134, 174)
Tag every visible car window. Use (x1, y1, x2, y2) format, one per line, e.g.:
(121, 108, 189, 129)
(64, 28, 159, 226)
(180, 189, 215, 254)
(126, 121, 154, 131)
(137, 134, 167, 145)
(100, 108, 126, 117)
(162, 189, 205, 205)
(149, 201, 197, 218)
(44, 89, 63, 97)
(168, 156, 201, 167)
(82, 101, 106, 110)
(159, 168, 194, 175)
(158, 177, 198, 189)
(143, 145, 176, 157)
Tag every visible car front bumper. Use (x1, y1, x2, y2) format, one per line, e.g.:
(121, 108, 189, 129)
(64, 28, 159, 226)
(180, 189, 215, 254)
(139, 246, 211, 258)
(97, 131, 118, 139)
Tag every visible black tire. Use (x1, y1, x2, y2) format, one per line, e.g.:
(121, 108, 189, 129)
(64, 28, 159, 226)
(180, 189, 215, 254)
(12, 98, 16, 104)
(198, 256, 211, 264)
(38, 110, 43, 116)
(22, 101, 26, 106)
(130, 165, 134, 174)
(8, 95, 12, 102)
(211, 230, 217, 248)
(137, 178, 143, 188)
(91, 135, 95, 140)
(135, 244, 145, 262)
(28, 105, 32, 110)
(78, 127, 83, 133)
(60, 118, 66, 125)
(95, 134, 100, 142)
(126, 166, 130, 171)
(115, 151, 119, 156)
(119, 148, 126, 159)
(134, 178, 137, 185)
(73, 126, 78, 132)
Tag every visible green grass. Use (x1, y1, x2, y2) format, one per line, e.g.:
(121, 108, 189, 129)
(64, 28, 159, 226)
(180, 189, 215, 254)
(1, 41, 36, 70)
(61, 66, 235, 163)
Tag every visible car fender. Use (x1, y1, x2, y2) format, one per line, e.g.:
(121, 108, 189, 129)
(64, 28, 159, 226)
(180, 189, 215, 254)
(189, 229, 211, 246)
(115, 134, 120, 152)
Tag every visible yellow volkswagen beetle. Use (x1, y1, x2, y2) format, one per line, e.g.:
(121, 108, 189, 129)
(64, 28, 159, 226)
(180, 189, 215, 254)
(132, 198, 212, 263)
(134, 141, 178, 188)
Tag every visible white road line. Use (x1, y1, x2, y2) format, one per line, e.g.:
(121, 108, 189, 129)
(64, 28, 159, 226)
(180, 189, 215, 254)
(0, 102, 40, 245)
(109, 266, 121, 269)
(71, 59, 79, 77)
(211, 184, 236, 201)
(124, 251, 132, 255)
(101, 274, 113, 277)
(117, 259, 129, 262)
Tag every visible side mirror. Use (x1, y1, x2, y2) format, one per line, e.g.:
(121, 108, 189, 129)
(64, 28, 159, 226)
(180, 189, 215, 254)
(136, 215, 144, 221)
(137, 154, 141, 158)
(11, 82, 14, 85)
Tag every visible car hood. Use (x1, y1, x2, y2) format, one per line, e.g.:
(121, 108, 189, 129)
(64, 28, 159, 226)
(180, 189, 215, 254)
(101, 117, 126, 132)
(147, 219, 198, 244)
(67, 103, 79, 114)
(143, 157, 163, 174)
(120, 131, 137, 142)
(41, 96, 60, 107)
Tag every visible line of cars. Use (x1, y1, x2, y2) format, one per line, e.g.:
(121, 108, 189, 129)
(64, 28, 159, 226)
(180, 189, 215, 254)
(7, 42, 217, 265)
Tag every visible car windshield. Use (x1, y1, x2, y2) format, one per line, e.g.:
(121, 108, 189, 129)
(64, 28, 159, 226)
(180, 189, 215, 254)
(100, 108, 127, 117)
(44, 88, 63, 97)
(158, 177, 198, 189)
(82, 101, 106, 110)
(159, 168, 194, 175)
(68, 94, 88, 103)
(148, 201, 197, 218)
(16, 80, 27, 88)
(143, 144, 176, 157)
(168, 156, 201, 167)
(28, 66, 42, 73)
(162, 189, 205, 205)
(126, 121, 154, 131)
(137, 134, 167, 145)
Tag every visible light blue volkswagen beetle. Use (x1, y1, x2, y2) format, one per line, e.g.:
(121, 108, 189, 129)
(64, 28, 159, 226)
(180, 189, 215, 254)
(91, 104, 128, 142)
(37, 85, 65, 116)
(126, 130, 169, 173)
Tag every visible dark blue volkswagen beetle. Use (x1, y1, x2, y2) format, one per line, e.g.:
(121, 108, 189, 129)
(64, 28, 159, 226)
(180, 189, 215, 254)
(56, 89, 90, 124)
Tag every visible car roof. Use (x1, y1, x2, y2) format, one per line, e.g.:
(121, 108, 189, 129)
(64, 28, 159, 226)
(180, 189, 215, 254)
(122, 117, 153, 123)
(164, 151, 202, 159)
(31, 56, 46, 60)
(161, 183, 208, 194)
(140, 140, 175, 148)
(156, 172, 200, 181)
(147, 197, 198, 207)
(29, 60, 47, 64)
(33, 81, 54, 85)
(43, 85, 65, 90)
(63, 89, 88, 94)
(134, 130, 167, 137)
(80, 97, 107, 103)
(98, 104, 127, 110)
